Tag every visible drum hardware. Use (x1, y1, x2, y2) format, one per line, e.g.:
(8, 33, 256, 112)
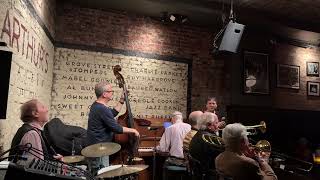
(97, 164, 122, 176)
(62, 155, 85, 164)
(96, 164, 148, 179)
(81, 142, 121, 158)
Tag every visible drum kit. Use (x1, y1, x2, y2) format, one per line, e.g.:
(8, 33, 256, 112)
(62, 142, 148, 179)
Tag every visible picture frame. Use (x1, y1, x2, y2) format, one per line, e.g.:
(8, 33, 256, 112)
(243, 51, 269, 94)
(306, 62, 319, 77)
(307, 81, 320, 96)
(276, 64, 300, 89)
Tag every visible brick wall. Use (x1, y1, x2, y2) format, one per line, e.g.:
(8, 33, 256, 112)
(231, 28, 320, 111)
(0, 0, 55, 150)
(55, 2, 230, 113)
(272, 43, 320, 111)
(29, 0, 56, 37)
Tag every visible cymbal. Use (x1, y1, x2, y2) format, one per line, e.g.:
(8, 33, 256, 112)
(97, 164, 149, 178)
(62, 155, 85, 163)
(81, 142, 121, 157)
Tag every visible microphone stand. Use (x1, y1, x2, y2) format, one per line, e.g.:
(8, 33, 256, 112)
(0, 144, 30, 158)
(72, 139, 75, 156)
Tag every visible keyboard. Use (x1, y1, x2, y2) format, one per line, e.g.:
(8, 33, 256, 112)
(138, 147, 155, 153)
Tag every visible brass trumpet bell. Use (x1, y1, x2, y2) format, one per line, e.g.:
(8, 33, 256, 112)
(254, 140, 271, 152)
(245, 121, 267, 135)
(249, 140, 272, 163)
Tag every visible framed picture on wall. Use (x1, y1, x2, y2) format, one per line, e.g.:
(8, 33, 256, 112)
(276, 64, 300, 89)
(243, 51, 269, 94)
(307, 81, 320, 96)
(306, 62, 319, 77)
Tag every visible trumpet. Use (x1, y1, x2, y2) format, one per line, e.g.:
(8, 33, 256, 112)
(251, 140, 271, 152)
(201, 133, 271, 158)
(201, 133, 224, 148)
(245, 121, 266, 135)
(202, 128, 314, 173)
(204, 121, 268, 147)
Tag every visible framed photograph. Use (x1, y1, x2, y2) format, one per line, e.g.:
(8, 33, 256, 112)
(243, 51, 269, 94)
(307, 81, 320, 96)
(306, 62, 319, 77)
(277, 64, 300, 89)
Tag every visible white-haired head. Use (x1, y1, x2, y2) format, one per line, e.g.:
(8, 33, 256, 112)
(188, 111, 203, 129)
(197, 112, 219, 131)
(222, 123, 248, 151)
(171, 111, 183, 123)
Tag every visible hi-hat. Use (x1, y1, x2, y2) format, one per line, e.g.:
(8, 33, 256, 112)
(97, 164, 148, 178)
(81, 142, 121, 157)
(62, 155, 85, 163)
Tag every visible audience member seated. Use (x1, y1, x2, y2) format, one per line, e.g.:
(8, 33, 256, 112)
(293, 137, 313, 163)
(215, 123, 277, 180)
(189, 112, 223, 178)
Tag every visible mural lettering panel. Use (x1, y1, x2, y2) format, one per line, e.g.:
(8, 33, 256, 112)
(51, 48, 188, 128)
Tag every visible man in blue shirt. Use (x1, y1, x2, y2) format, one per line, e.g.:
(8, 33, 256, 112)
(87, 81, 139, 174)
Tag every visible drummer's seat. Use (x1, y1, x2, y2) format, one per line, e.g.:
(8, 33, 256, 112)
(162, 157, 189, 180)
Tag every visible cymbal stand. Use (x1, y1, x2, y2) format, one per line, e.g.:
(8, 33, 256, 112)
(72, 139, 75, 156)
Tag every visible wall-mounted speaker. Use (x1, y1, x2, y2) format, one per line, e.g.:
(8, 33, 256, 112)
(0, 50, 12, 119)
(219, 21, 245, 53)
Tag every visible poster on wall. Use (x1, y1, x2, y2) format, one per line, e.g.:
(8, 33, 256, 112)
(306, 62, 319, 77)
(307, 81, 320, 96)
(243, 51, 269, 95)
(277, 64, 300, 89)
(51, 48, 190, 127)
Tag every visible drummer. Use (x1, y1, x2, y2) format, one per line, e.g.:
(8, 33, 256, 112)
(86, 82, 140, 174)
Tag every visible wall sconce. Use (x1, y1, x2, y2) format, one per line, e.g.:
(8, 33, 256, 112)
(169, 14, 188, 24)
(160, 12, 188, 24)
(169, 14, 176, 22)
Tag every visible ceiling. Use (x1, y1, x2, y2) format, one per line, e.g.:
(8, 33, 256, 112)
(62, 0, 320, 46)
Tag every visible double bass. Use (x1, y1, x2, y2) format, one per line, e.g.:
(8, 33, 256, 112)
(113, 65, 166, 180)
(113, 65, 138, 164)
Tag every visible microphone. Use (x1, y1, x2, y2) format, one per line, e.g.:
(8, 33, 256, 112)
(147, 127, 159, 130)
